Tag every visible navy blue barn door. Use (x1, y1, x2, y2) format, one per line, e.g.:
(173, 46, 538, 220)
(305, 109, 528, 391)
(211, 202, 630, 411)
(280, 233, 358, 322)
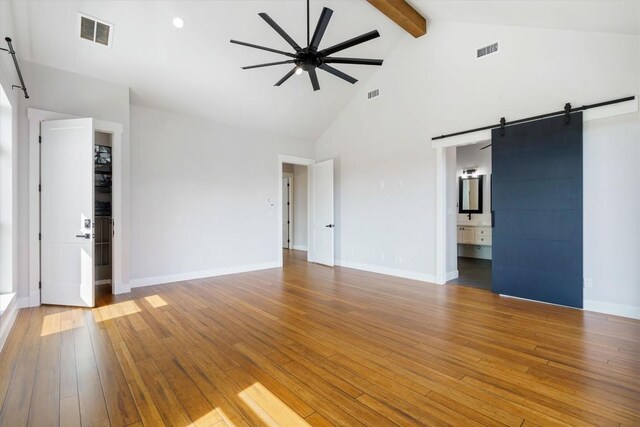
(491, 113, 583, 308)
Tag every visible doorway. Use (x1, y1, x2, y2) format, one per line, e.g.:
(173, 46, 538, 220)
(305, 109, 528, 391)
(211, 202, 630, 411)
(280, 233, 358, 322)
(282, 163, 308, 253)
(35, 113, 124, 308)
(278, 155, 335, 268)
(447, 142, 493, 290)
(94, 132, 113, 293)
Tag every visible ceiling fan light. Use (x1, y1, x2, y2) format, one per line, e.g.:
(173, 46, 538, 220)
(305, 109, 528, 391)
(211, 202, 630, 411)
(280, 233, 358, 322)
(295, 67, 303, 75)
(172, 17, 184, 28)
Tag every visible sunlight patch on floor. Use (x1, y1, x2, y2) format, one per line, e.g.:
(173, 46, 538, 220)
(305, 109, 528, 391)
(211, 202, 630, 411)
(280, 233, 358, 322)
(145, 294, 168, 308)
(41, 308, 85, 337)
(95, 300, 141, 322)
(238, 382, 310, 426)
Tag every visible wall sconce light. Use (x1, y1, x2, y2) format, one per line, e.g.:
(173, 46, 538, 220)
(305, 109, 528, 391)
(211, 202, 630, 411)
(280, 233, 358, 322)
(463, 168, 478, 178)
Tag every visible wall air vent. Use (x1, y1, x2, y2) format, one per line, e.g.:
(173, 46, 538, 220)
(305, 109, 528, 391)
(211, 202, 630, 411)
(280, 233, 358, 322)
(367, 88, 380, 100)
(477, 42, 498, 59)
(79, 13, 113, 47)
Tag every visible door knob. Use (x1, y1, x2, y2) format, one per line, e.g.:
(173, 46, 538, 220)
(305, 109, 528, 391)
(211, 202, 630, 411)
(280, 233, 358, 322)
(325, 224, 335, 228)
(76, 233, 91, 239)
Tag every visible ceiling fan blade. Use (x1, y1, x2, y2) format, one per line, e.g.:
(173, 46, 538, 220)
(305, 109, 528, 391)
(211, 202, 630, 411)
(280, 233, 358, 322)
(480, 144, 492, 150)
(309, 68, 320, 91)
(318, 64, 357, 84)
(259, 13, 302, 51)
(324, 57, 383, 66)
(230, 40, 296, 58)
(309, 7, 333, 51)
(242, 60, 295, 70)
(319, 30, 380, 56)
(275, 67, 298, 87)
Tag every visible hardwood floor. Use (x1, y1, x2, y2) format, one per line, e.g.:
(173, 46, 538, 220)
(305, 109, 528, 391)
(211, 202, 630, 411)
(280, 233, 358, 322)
(1, 250, 639, 426)
(448, 257, 492, 291)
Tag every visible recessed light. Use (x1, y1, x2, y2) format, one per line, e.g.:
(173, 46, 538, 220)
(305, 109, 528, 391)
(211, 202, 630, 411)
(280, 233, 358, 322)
(172, 17, 184, 28)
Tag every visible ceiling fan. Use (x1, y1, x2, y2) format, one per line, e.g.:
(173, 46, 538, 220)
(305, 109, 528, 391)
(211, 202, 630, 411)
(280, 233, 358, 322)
(230, 0, 383, 91)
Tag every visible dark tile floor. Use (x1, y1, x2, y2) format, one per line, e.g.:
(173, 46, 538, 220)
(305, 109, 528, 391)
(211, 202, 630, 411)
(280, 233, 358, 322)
(448, 257, 492, 291)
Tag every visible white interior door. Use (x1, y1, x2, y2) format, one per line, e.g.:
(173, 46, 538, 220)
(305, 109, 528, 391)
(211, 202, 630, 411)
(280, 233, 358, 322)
(41, 118, 95, 307)
(309, 159, 334, 266)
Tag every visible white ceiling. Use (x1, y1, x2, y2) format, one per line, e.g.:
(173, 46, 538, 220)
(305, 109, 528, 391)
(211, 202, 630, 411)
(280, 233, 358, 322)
(8, 1, 640, 140)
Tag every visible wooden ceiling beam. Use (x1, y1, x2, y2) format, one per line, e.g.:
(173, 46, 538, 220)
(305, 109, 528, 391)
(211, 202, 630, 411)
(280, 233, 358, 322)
(367, 0, 427, 38)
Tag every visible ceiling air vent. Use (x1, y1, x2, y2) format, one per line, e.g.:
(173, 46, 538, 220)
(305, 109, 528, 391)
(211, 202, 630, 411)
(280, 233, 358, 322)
(477, 42, 498, 59)
(367, 88, 380, 100)
(79, 13, 113, 47)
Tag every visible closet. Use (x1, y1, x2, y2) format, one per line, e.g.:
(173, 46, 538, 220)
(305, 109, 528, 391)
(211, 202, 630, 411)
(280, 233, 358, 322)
(94, 132, 113, 287)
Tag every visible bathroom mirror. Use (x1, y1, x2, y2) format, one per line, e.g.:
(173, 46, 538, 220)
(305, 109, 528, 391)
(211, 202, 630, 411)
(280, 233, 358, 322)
(459, 175, 483, 213)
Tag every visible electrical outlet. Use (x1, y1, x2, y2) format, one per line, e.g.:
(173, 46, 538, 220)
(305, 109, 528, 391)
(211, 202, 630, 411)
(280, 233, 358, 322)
(584, 278, 593, 288)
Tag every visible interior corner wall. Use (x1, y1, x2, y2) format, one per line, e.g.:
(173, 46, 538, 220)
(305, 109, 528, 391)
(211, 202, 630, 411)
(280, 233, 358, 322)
(129, 105, 314, 287)
(315, 20, 640, 316)
(17, 61, 131, 298)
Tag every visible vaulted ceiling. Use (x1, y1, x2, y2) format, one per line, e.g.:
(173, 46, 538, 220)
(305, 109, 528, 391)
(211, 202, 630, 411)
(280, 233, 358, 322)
(6, 1, 639, 140)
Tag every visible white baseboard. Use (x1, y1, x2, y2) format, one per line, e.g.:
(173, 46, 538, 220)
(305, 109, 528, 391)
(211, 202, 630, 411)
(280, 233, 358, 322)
(29, 291, 40, 307)
(0, 294, 27, 353)
(95, 280, 112, 286)
(584, 299, 640, 320)
(446, 270, 459, 281)
(293, 245, 308, 251)
(130, 261, 281, 289)
(335, 259, 437, 283)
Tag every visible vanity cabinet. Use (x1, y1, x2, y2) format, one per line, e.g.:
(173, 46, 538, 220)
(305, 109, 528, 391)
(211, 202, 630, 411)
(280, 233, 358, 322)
(458, 226, 492, 246)
(458, 227, 475, 244)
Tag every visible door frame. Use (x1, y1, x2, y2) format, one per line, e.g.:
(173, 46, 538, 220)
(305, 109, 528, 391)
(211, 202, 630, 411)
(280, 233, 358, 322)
(282, 172, 294, 249)
(277, 155, 314, 266)
(28, 108, 125, 306)
(431, 98, 639, 285)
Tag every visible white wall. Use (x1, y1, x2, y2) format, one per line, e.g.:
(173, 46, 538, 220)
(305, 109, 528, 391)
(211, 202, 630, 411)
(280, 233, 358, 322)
(293, 165, 308, 250)
(315, 20, 640, 316)
(129, 105, 313, 286)
(17, 60, 131, 298)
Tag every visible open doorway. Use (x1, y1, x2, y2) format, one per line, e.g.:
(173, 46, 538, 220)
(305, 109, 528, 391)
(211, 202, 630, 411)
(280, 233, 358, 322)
(448, 142, 492, 290)
(94, 131, 113, 294)
(282, 163, 308, 256)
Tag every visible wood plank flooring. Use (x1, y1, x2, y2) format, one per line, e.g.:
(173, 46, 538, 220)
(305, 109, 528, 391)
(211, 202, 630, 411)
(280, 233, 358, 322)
(1, 250, 639, 426)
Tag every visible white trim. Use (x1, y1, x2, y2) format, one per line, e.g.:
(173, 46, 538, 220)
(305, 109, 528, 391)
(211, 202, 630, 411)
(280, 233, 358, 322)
(130, 262, 280, 289)
(293, 245, 308, 251)
(28, 108, 127, 306)
(277, 155, 314, 267)
(432, 131, 491, 149)
(432, 97, 639, 289)
(434, 147, 447, 284)
(584, 300, 640, 320)
(446, 270, 459, 281)
(0, 293, 23, 353)
(95, 280, 111, 286)
(336, 259, 437, 284)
